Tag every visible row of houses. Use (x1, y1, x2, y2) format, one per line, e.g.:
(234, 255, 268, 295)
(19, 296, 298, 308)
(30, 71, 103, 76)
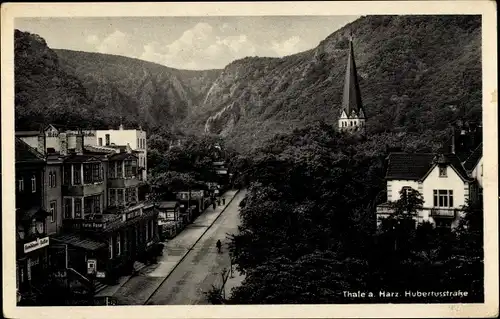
(15, 124, 231, 305)
(376, 121, 483, 229)
(15, 124, 158, 305)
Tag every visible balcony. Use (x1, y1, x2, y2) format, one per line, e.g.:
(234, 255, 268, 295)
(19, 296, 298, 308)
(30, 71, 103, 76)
(107, 176, 142, 189)
(62, 182, 105, 197)
(430, 208, 457, 218)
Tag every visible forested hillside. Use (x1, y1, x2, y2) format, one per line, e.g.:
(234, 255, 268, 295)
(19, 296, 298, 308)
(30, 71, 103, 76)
(55, 49, 220, 129)
(14, 30, 105, 130)
(199, 15, 481, 152)
(15, 15, 481, 152)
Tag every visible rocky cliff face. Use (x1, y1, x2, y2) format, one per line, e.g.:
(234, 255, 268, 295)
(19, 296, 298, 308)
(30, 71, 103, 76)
(16, 15, 481, 152)
(54, 49, 221, 129)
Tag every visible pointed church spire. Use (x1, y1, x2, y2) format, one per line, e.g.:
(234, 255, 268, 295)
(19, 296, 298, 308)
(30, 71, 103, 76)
(341, 33, 364, 119)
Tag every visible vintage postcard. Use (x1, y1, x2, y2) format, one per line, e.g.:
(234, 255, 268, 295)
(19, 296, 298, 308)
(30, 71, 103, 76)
(1, 1, 498, 318)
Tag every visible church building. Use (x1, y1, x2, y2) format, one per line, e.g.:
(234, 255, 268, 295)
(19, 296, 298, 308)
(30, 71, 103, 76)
(338, 35, 366, 132)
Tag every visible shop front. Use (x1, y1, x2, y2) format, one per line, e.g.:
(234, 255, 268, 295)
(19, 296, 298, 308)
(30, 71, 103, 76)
(16, 235, 51, 305)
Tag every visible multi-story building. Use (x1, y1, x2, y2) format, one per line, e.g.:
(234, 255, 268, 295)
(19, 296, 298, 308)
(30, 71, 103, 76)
(16, 126, 158, 297)
(376, 151, 482, 230)
(15, 138, 50, 305)
(94, 124, 148, 181)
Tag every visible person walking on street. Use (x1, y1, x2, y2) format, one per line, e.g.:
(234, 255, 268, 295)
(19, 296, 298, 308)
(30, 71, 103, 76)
(222, 197, 226, 205)
(216, 240, 222, 253)
(212, 201, 216, 210)
(217, 199, 221, 206)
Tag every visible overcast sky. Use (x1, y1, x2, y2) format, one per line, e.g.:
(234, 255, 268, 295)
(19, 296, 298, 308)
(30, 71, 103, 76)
(15, 16, 358, 70)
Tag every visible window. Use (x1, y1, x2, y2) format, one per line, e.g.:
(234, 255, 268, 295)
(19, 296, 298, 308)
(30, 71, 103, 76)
(137, 138, 140, 149)
(109, 162, 116, 178)
(117, 189, 124, 206)
(402, 186, 413, 196)
(125, 160, 136, 177)
(125, 188, 131, 204)
(31, 175, 36, 193)
(481, 163, 483, 177)
(84, 164, 92, 184)
(433, 190, 454, 207)
(74, 198, 82, 218)
(63, 166, 71, 185)
(350, 121, 353, 126)
(109, 237, 113, 259)
(64, 198, 72, 219)
(95, 195, 101, 214)
(116, 233, 121, 256)
(73, 164, 81, 185)
(92, 164, 101, 182)
(49, 171, 57, 188)
(117, 162, 123, 178)
(439, 166, 447, 177)
(98, 138, 103, 146)
(145, 222, 149, 241)
(105, 134, 110, 146)
(50, 201, 57, 223)
(18, 178, 24, 192)
(109, 189, 116, 207)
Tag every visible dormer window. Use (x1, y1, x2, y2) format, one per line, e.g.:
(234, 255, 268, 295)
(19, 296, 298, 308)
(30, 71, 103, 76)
(439, 166, 447, 177)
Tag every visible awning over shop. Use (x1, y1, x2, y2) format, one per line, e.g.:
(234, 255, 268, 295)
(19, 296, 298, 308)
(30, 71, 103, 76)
(54, 234, 106, 251)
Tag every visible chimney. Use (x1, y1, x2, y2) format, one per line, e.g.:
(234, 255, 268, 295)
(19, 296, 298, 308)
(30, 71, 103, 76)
(451, 125, 456, 154)
(37, 127, 46, 155)
(59, 132, 68, 156)
(76, 128, 84, 155)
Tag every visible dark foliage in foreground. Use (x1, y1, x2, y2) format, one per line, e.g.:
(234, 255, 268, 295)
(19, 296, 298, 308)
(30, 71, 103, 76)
(223, 122, 483, 304)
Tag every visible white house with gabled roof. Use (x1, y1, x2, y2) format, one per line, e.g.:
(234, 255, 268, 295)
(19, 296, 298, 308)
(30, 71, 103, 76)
(376, 152, 478, 229)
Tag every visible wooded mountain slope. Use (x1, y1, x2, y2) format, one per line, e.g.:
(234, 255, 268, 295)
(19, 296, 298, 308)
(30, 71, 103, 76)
(14, 30, 103, 130)
(54, 49, 220, 129)
(198, 15, 481, 152)
(15, 15, 481, 151)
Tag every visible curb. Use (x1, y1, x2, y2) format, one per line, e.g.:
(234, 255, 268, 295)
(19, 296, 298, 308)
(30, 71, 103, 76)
(143, 189, 241, 305)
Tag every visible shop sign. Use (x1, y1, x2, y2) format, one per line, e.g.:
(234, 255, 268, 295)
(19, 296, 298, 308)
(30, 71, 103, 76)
(24, 237, 49, 253)
(87, 259, 97, 275)
(96, 271, 106, 278)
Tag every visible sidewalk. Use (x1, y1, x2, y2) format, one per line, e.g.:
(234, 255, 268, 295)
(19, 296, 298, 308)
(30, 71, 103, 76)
(95, 189, 239, 298)
(224, 267, 246, 300)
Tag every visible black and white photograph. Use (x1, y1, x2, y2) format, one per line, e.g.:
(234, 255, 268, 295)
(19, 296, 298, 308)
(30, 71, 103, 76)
(1, 1, 498, 318)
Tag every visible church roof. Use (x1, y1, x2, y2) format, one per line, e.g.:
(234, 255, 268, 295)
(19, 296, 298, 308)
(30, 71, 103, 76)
(341, 37, 365, 119)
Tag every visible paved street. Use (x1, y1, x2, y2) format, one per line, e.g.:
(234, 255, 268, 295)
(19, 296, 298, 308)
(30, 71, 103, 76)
(108, 189, 246, 305)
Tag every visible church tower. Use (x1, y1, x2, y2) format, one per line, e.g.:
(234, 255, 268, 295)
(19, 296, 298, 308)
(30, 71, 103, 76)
(338, 34, 366, 133)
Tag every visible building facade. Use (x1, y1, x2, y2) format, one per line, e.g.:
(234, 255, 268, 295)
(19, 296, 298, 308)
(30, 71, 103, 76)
(376, 152, 481, 229)
(15, 138, 50, 305)
(15, 125, 157, 302)
(94, 124, 148, 181)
